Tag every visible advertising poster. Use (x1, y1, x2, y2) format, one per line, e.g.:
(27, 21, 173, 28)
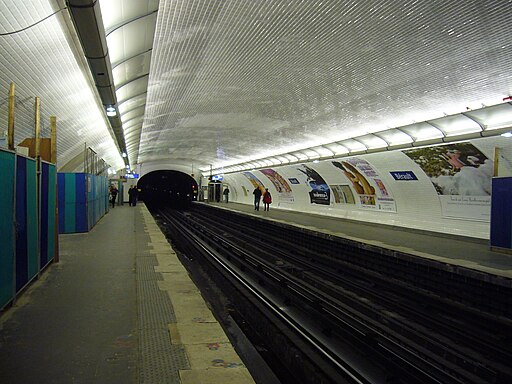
(296, 164, 330, 205)
(404, 142, 492, 221)
(242, 171, 265, 194)
(331, 185, 355, 204)
(260, 168, 294, 203)
(331, 158, 396, 212)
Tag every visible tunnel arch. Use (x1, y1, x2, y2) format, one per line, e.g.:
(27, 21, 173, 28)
(138, 162, 199, 181)
(138, 170, 198, 208)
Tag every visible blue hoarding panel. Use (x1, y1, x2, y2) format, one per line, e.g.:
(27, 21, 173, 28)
(57, 173, 108, 233)
(57, 173, 66, 233)
(64, 173, 76, 233)
(0, 150, 15, 309)
(40, 162, 49, 267)
(40, 162, 56, 268)
(47, 165, 56, 263)
(25, 158, 38, 282)
(490, 177, 512, 250)
(15, 156, 28, 291)
(75, 174, 87, 232)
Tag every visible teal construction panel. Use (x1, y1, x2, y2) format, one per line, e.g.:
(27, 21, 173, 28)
(47, 165, 56, 263)
(87, 175, 95, 230)
(25, 159, 38, 281)
(86, 175, 108, 230)
(0, 150, 15, 308)
(75, 174, 87, 232)
(64, 173, 76, 233)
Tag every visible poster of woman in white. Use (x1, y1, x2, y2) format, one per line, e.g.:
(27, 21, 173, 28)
(404, 142, 493, 221)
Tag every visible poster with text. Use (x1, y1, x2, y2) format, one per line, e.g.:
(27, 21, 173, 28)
(331, 158, 396, 212)
(260, 168, 294, 203)
(404, 142, 492, 221)
(331, 185, 355, 204)
(296, 164, 330, 205)
(242, 172, 265, 195)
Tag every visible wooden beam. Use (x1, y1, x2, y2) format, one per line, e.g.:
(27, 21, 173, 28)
(34, 97, 41, 161)
(7, 83, 15, 150)
(50, 116, 57, 164)
(493, 147, 500, 177)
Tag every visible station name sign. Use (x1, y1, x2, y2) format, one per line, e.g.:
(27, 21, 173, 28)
(389, 171, 417, 181)
(124, 173, 139, 179)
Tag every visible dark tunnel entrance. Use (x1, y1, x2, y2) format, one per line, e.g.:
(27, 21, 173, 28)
(138, 170, 198, 208)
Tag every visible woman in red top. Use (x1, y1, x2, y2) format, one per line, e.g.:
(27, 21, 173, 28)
(262, 188, 272, 211)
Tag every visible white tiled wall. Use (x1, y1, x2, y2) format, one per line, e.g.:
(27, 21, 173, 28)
(223, 136, 512, 239)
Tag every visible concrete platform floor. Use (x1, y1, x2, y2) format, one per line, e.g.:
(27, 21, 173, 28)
(0, 204, 255, 384)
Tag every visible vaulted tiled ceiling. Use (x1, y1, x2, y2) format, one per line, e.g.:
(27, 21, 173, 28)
(0, 1, 511, 174)
(99, 0, 158, 169)
(141, 0, 512, 172)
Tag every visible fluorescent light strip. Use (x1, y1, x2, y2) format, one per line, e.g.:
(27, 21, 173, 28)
(211, 104, 512, 175)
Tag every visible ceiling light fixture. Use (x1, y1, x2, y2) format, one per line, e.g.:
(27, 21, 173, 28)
(106, 106, 116, 117)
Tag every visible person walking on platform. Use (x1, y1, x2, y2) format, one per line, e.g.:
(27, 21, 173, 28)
(128, 185, 138, 206)
(263, 188, 272, 211)
(253, 187, 262, 211)
(223, 187, 230, 203)
(109, 185, 118, 208)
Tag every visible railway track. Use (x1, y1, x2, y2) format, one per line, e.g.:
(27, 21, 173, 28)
(153, 205, 512, 384)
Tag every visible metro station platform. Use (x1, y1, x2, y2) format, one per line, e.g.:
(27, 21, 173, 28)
(1, 201, 510, 384)
(0, 204, 256, 384)
(206, 201, 512, 279)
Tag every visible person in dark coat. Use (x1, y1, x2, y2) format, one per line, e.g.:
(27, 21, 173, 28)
(109, 185, 118, 208)
(262, 188, 272, 211)
(253, 187, 262, 211)
(128, 185, 138, 206)
(223, 187, 230, 203)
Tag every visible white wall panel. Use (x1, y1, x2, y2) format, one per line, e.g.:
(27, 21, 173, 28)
(471, 136, 512, 177)
(222, 136, 512, 239)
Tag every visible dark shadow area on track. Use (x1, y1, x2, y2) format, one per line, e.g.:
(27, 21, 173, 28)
(138, 170, 198, 209)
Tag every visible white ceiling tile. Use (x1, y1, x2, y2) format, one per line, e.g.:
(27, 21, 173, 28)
(2, 0, 511, 172)
(140, 0, 512, 170)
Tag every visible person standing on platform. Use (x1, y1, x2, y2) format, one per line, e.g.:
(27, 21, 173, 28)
(127, 186, 134, 206)
(253, 187, 262, 211)
(128, 186, 133, 206)
(128, 185, 138, 206)
(109, 185, 118, 208)
(223, 187, 230, 203)
(132, 185, 139, 206)
(263, 188, 272, 211)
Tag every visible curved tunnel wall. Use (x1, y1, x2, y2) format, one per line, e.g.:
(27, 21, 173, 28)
(219, 135, 512, 239)
(138, 162, 197, 180)
(138, 170, 198, 205)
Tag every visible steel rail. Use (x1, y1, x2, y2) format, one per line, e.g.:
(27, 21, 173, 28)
(158, 208, 372, 384)
(158, 208, 474, 383)
(185, 211, 479, 383)
(180, 206, 512, 383)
